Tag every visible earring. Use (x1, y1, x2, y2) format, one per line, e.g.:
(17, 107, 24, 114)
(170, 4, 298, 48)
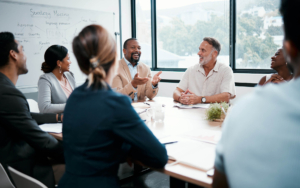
(59, 66, 62, 73)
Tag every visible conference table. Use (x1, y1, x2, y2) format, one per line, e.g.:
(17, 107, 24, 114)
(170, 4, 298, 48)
(50, 97, 223, 188)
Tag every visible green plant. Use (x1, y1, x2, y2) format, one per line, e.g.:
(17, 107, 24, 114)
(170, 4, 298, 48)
(206, 102, 229, 121)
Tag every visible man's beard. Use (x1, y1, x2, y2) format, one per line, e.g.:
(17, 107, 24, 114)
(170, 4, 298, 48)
(199, 51, 213, 65)
(131, 53, 140, 64)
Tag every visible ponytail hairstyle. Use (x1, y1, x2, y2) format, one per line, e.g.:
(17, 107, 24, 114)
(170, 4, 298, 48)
(41, 45, 68, 73)
(72, 24, 117, 89)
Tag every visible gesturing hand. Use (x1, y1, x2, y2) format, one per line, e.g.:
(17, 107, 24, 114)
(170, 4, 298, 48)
(152, 71, 162, 86)
(131, 73, 149, 88)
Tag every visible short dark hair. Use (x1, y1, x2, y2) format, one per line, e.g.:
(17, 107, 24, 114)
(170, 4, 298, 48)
(203, 37, 221, 55)
(280, 0, 300, 51)
(123, 38, 137, 49)
(0, 32, 19, 67)
(41, 45, 68, 73)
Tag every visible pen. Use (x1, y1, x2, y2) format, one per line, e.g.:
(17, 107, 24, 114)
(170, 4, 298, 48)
(163, 141, 178, 145)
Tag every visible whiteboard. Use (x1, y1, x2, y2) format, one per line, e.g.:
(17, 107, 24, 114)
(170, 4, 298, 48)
(0, 1, 115, 87)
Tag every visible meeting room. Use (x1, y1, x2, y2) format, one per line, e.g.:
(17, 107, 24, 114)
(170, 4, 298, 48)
(0, 0, 299, 187)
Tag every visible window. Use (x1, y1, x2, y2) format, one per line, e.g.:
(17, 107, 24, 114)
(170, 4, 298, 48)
(133, 0, 282, 72)
(136, 0, 152, 68)
(156, 0, 230, 68)
(235, 0, 283, 69)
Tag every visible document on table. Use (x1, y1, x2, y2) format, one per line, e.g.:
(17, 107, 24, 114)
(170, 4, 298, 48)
(166, 139, 216, 171)
(181, 129, 222, 144)
(174, 103, 210, 109)
(39, 123, 62, 133)
(131, 102, 150, 109)
(134, 108, 147, 114)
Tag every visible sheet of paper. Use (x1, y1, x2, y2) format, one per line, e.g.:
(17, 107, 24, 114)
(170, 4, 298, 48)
(134, 108, 147, 114)
(174, 103, 210, 109)
(166, 139, 216, 171)
(39, 123, 62, 133)
(181, 129, 222, 144)
(131, 102, 150, 109)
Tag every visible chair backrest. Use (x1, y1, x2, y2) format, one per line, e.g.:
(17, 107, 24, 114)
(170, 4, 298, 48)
(8, 166, 47, 188)
(26, 99, 40, 113)
(0, 164, 15, 188)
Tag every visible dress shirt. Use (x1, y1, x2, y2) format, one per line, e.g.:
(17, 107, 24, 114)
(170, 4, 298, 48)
(177, 61, 235, 98)
(124, 57, 157, 101)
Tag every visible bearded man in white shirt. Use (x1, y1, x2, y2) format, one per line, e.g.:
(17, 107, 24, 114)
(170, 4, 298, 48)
(173, 37, 236, 104)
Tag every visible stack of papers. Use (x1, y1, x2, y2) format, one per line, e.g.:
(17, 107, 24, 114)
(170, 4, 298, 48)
(174, 103, 210, 109)
(39, 123, 62, 133)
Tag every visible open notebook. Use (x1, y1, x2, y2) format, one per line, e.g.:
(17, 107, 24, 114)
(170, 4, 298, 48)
(166, 139, 216, 171)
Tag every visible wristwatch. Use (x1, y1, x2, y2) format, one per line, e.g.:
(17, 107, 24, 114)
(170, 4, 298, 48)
(201, 97, 206, 103)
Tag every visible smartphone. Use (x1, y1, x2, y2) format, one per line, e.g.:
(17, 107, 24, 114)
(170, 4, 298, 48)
(207, 169, 215, 177)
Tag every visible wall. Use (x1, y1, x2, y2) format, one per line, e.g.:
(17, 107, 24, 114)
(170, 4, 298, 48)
(0, 0, 132, 99)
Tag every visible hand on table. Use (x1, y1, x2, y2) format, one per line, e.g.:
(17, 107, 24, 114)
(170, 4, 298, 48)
(152, 71, 162, 86)
(131, 73, 149, 88)
(179, 89, 199, 105)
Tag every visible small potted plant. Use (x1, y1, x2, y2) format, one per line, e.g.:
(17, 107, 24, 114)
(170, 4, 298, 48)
(206, 102, 229, 122)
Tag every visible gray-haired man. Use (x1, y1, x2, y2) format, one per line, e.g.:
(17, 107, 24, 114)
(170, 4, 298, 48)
(173, 37, 236, 104)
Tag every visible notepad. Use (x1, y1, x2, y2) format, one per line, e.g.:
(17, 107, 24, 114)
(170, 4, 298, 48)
(166, 140, 216, 171)
(174, 103, 210, 109)
(39, 123, 62, 133)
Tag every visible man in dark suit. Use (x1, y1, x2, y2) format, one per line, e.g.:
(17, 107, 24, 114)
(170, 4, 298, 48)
(0, 32, 64, 188)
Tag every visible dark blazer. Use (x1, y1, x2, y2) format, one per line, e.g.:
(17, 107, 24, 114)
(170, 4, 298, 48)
(58, 82, 168, 188)
(0, 72, 64, 188)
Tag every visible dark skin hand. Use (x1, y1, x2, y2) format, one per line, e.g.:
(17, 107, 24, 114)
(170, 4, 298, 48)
(131, 73, 149, 88)
(259, 74, 285, 86)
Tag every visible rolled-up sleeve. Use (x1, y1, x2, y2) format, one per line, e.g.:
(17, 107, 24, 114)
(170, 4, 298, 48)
(177, 68, 190, 91)
(220, 68, 236, 98)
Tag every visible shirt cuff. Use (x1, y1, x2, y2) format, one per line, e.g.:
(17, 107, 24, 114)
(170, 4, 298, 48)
(152, 83, 158, 89)
(131, 83, 137, 90)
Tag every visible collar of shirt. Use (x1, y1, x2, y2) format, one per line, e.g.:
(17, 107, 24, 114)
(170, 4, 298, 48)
(124, 57, 138, 67)
(197, 60, 220, 76)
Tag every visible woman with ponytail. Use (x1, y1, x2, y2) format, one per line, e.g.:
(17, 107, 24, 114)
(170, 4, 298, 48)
(38, 45, 76, 113)
(58, 25, 167, 188)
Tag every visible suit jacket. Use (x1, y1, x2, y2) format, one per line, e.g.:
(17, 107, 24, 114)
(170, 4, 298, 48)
(0, 72, 64, 188)
(38, 72, 76, 113)
(58, 82, 168, 188)
(112, 58, 158, 100)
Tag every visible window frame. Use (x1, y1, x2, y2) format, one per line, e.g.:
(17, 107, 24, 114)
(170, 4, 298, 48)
(131, 0, 276, 74)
